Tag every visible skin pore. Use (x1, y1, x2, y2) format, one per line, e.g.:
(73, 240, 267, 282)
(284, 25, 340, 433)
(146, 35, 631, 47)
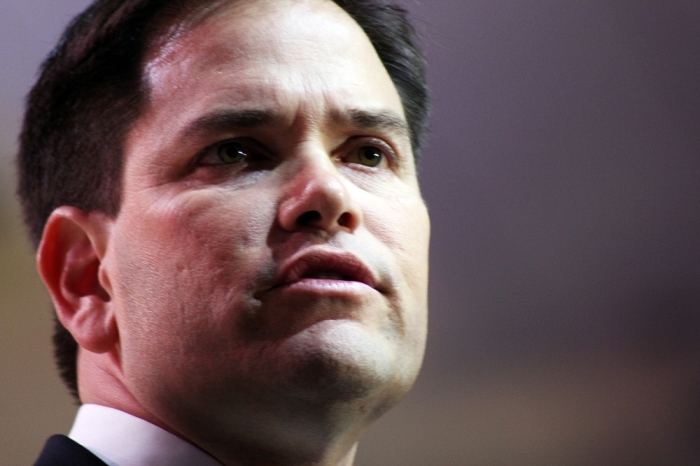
(38, 1, 430, 465)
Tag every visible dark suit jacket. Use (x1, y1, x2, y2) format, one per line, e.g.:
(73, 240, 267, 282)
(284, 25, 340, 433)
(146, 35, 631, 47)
(34, 435, 106, 466)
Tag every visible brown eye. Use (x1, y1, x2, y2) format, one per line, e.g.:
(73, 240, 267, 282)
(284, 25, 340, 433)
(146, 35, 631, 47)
(217, 142, 247, 164)
(356, 146, 384, 167)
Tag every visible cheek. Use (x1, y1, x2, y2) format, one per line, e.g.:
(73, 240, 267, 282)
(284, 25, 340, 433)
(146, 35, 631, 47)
(108, 189, 277, 361)
(364, 191, 430, 340)
(366, 192, 430, 285)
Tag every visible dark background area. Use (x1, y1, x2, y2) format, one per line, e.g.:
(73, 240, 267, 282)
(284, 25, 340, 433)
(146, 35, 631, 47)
(2, 1, 699, 465)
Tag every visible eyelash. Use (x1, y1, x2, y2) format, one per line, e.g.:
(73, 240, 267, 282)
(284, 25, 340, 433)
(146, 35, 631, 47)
(340, 137, 397, 169)
(196, 138, 269, 167)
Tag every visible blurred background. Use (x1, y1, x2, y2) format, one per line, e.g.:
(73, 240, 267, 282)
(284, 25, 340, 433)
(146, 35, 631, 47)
(2, 1, 700, 464)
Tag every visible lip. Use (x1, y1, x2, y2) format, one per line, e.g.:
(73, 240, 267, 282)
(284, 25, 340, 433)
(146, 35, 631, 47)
(272, 249, 377, 292)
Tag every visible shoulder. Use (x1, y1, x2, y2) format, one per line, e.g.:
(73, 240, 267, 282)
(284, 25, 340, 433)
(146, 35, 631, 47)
(34, 435, 106, 466)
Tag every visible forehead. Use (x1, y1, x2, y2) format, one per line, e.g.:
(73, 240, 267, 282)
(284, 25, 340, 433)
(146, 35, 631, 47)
(140, 0, 404, 122)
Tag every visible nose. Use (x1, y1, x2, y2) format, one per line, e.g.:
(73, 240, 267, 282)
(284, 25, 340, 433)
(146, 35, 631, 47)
(278, 156, 362, 234)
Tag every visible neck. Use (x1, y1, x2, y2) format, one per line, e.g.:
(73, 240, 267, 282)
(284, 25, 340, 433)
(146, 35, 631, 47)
(77, 349, 372, 466)
(161, 384, 376, 466)
(202, 438, 360, 466)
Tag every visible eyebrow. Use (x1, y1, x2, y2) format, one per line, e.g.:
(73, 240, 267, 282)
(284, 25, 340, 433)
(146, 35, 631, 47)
(182, 109, 275, 138)
(180, 107, 410, 140)
(339, 109, 410, 139)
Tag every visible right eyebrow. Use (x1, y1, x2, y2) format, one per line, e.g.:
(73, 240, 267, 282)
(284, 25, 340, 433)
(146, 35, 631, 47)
(181, 109, 276, 138)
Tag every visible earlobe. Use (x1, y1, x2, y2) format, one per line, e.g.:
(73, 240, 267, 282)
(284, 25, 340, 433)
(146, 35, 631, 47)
(37, 206, 117, 354)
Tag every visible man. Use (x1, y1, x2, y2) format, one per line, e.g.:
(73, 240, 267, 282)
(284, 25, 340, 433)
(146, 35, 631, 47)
(18, 0, 430, 464)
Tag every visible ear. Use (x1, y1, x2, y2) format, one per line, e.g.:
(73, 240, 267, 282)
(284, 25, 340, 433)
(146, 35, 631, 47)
(37, 206, 117, 354)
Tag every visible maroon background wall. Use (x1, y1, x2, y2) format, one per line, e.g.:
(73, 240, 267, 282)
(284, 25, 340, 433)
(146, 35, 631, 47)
(2, 1, 699, 464)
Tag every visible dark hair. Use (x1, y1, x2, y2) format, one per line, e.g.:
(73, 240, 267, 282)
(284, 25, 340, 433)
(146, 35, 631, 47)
(17, 0, 429, 402)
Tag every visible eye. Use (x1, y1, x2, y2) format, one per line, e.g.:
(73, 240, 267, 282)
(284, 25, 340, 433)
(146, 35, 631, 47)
(197, 139, 269, 167)
(357, 146, 383, 167)
(346, 144, 389, 168)
(217, 141, 248, 164)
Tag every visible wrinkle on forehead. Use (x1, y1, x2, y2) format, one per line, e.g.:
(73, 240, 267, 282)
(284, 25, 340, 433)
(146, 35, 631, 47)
(144, 0, 239, 67)
(141, 0, 403, 123)
(143, 0, 350, 93)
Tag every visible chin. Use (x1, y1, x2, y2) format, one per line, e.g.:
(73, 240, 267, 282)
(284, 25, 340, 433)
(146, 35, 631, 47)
(275, 319, 417, 404)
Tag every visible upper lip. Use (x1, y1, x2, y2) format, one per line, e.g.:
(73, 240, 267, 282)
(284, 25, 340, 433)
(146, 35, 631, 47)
(274, 249, 377, 289)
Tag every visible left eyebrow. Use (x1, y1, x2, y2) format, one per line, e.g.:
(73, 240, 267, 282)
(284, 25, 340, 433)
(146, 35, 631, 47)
(334, 108, 410, 140)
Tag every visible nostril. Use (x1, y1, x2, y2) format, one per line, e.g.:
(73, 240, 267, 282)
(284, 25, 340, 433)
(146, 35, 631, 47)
(337, 212, 350, 227)
(297, 211, 322, 226)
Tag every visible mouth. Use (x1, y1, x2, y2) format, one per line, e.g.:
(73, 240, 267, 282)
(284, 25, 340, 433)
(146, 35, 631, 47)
(302, 270, 352, 280)
(275, 250, 377, 290)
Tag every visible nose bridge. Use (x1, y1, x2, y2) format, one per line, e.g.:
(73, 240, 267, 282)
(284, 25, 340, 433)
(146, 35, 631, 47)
(278, 143, 361, 233)
(298, 148, 344, 197)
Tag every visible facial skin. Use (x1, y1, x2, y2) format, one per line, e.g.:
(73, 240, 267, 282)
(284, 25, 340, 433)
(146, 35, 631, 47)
(39, 0, 429, 464)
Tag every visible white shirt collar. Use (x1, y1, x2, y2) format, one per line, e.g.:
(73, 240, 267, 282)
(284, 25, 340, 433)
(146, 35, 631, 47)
(69, 404, 223, 466)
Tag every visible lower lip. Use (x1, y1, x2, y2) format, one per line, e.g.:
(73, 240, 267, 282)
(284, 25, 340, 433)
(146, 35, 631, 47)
(277, 278, 376, 296)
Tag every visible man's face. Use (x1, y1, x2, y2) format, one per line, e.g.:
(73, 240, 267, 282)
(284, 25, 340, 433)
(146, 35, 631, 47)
(103, 0, 429, 435)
